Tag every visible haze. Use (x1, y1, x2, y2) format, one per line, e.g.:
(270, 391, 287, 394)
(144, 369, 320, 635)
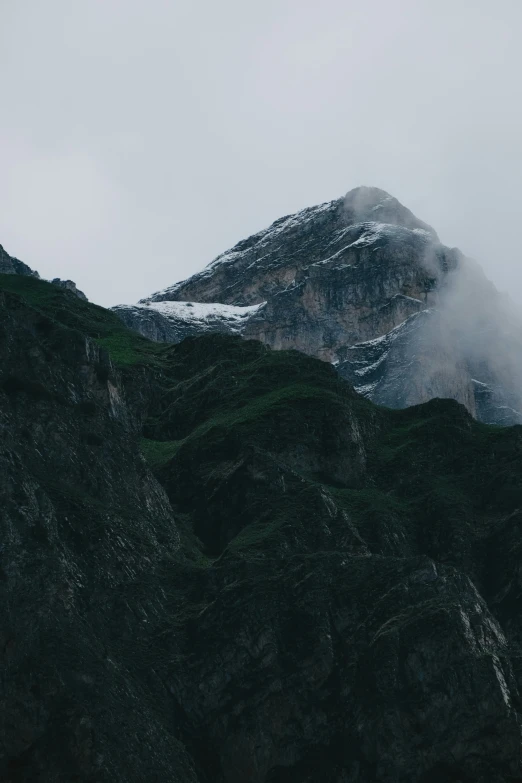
(1, 1, 521, 307)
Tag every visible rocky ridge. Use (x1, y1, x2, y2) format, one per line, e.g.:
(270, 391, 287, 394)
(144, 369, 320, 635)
(113, 187, 522, 425)
(50, 277, 88, 300)
(0, 244, 39, 278)
(0, 243, 87, 300)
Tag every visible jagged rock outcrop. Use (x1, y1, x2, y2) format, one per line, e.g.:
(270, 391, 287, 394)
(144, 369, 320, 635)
(3, 274, 522, 781)
(51, 277, 88, 300)
(0, 244, 39, 277)
(114, 186, 522, 425)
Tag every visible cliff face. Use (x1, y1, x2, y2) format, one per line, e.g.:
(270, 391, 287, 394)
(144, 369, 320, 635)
(132, 187, 453, 360)
(142, 187, 440, 308)
(50, 277, 88, 300)
(0, 284, 196, 782)
(0, 244, 39, 277)
(113, 186, 522, 425)
(337, 310, 477, 415)
(3, 272, 522, 781)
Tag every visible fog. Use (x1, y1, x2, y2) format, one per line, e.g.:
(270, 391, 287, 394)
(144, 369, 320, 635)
(416, 251, 522, 420)
(1, 1, 521, 306)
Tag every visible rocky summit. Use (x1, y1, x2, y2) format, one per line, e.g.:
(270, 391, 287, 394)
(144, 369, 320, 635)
(2, 266, 522, 782)
(114, 186, 522, 425)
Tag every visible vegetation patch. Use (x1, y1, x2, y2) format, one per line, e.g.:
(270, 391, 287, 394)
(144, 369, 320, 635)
(141, 438, 182, 469)
(0, 274, 167, 368)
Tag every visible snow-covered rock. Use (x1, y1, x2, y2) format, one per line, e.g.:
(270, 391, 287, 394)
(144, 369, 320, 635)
(113, 300, 265, 343)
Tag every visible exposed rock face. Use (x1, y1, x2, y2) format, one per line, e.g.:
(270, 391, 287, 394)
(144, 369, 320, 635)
(142, 187, 439, 307)
(338, 257, 522, 425)
(3, 274, 522, 781)
(114, 186, 522, 424)
(337, 309, 478, 415)
(0, 288, 196, 782)
(51, 277, 88, 300)
(0, 244, 39, 277)
(132, 188, 452, 361)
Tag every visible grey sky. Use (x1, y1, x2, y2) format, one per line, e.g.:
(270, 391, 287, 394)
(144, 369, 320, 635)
(1, 0, 521, 306)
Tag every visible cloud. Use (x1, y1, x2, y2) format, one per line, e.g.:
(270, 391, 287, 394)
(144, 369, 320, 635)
(1, 1, 521, 306)
(414, 250, 522, 420)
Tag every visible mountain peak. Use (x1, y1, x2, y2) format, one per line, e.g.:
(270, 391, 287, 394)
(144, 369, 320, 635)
(342, 186, 438, 239)
(114, 186, 522, 425)
(139, 187, 439, 307)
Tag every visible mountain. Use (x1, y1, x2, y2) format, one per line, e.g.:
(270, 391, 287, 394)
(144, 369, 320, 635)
(114, 186, 522, 425)
(2, 270, 522, 781)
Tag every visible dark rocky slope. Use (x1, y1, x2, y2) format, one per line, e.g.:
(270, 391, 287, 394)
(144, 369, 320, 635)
(114, 186, 522, 425)
(0, 279, 196, 782)
(2, 272, 522, 781)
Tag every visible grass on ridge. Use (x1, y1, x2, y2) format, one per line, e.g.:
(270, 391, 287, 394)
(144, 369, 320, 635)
(0, 273, 167, 367)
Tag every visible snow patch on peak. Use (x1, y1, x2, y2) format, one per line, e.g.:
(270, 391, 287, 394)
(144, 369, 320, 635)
(111, 299, 266, 344)
(144, 300, 265, 324)
(348, 223, 386, 248)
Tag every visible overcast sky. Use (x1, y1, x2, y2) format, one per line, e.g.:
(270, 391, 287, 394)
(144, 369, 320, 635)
(1, 0, 521, 306)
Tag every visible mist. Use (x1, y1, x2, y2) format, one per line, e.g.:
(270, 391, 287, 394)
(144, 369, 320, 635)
(403, 245, 522, 423)
(1, 1, 522, 307)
